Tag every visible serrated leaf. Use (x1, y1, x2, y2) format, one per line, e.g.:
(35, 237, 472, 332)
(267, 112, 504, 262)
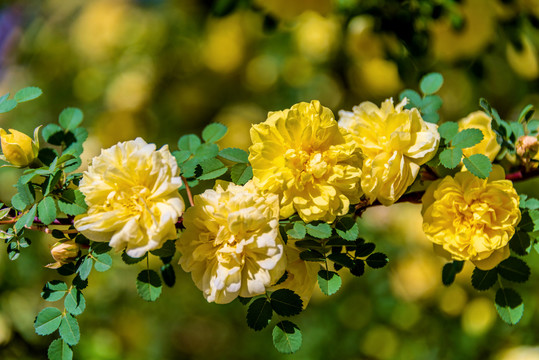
(317, 270, 341, 296)
(44, 170, 63, 196)
(0, 207, 10, 220)
(59, 314, 80, 346)
(270, 289, 303, 317)
(518, 104, 534, 124)
(7, 242, 20, 260)
(38, 197, 57, 225)
(525, 198, 539, 210)
(11, 193, 27, 211)
(194, 142, 219, 160)
(77, 256, 93, 281)
(64, 288, 86, 316)
(179, 158, 200, 178)
(399, 89, 422, 108)
(422, 95, 443, 114)
(423, 112, 440, 124)
(178, 134, 201, 154)
(471, 267, 497, 291)
(350, 259, 365, 277)
(497, 257, 530, 283)
(230, 163, 253, 185)
(136, 270, 162, 302)
(198, 158, 227, 180)
(452, 128, 484, 149)
(42, 124, 64, 145)
(287, 222, 306, 239)
(90, 241, 111, 254)
(160, 263, 176, 287)
(495, 288, 524, 325)
(15, 204, 37, 232)
(438, 122, 459, 141)
(327, 253, 354, 268)
(121, 251, 147, 264)
(273, 271, 288, 286)
(510, 231, 531, 256)
(41, 281, 68, 302)
(57, 189, 87, 216)
(93, 253, 112, 272)
(463, 154, 492, 179)
(202, 123, 227, 143)
(247, 298, 273, 331)
(0, 99, 17, 113)
(172, 150, 191, 164)
(439, 147, 463, 169)
(14, 87, 43, 102)
(219, 148, 249, 163)
(238, 296, 252, 306)
(441, 261, 464, 286)
(48, 338, 73, 360)
(34, 307, 63, 335)
(356, 242, 375, 257)
(335, 217, 359, 241)
(272, 321, 302, 354)
(16, 181, 35, 206)
(59, 108, 83, 132)
(420, 72, 444, 95)
(305, 222, 332, 239)
(366, 252, 388, 269)
(299, 249, 325, 262)
(150, 240, 176, 257)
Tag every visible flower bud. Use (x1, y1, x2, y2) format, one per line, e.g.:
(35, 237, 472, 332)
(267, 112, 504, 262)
(0, 128, 37, 167)
(516, 135, 539, 159)
(46, 241, 80, 269)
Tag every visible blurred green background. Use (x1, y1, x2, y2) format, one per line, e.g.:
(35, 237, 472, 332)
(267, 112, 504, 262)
(1, 0, 539, 359)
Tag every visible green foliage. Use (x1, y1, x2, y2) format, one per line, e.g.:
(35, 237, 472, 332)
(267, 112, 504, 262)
(219, 148, 249, 163)
(160, 263, 176, 287)
(495, 288, 524, 325)
(15, 204, 37, 232)
(438, 122, 459, 142)
(510, 231, 531, 255)
(230, 163, 253, 185)
(318, 270, 342, 296)
(57, 189, 87, 216)
(442, 261, 464, 286)
(178, 134, 202, 154)
(150, 240, 176, 258)
(77, 256, 93, 281)
(518, 104, 535, 124)
(48, 338, 73, 360)
(497, 257, 531, 283)
(471, 267, 498, 291)
(451, 129, 483, 149)
(299, 249, 325, 262)
(15, 86, 43, 102)
(199, 158, 228, 180)
(399, 89, 422, 108)
(270, 289, 303, 317)
(38, 196, 57, 225)
(287, 222, 306, 239)
(59, 314, 80, 346)
(439, 148, 463, 169)
(64, 288, 86, 316)
(365, 252, 388, 269)
(202, 123, 227, 143)
(59, 108, 83, 131)
(272, 321, 302, 354)
(42, 281, 68, 302)
(335, 216, 359, 241)
(247, 298, 273, 331)
(420, 73, 444, 95)
(356, 242, 375, 257)
(93, 253, 112, 272)
(305, 222, 332, 239)
(121, 251, 147, 265)
(34, 307, 63, 335)
(136, 270, 162, 302)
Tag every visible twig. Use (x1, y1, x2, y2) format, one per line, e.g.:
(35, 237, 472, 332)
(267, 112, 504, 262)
(181, 176, 195, 207)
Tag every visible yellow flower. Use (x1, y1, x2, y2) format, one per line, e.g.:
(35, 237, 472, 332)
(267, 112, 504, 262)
(0, 128, 38, 167)
(422, 166, 521, 270)
(74, 138, 185, 258)
(458, 111, 501, 161)
(249, 100, 363, 223)
(178, 181, 286, 304)
(339, 98, 440, 206)
(269, 240, 319, 308)
(46, 240, 81, 269)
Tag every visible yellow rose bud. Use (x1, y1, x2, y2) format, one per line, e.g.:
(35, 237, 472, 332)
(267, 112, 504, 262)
(0, 128, 37, 167)
(517, 135, 539, 159)
(422, 166, 521, 270)
(46, 240, 81, 269)
(458, 111, 501, 161)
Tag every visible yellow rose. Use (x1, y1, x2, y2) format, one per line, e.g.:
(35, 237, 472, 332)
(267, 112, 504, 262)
(269, 240, 319, 308)
(0, 128, 38, 167)
(422, 166, 521, 270)
(178, 181, 286, 304)
(249, 100, 363, 223)
(46, 240, 81, 269)
(74, 138, 185, 258)
(338, 98, 440, 206)
(458, 111, 501, 161)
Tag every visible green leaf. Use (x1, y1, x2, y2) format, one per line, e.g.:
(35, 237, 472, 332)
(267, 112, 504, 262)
(273, 271, 288, 286)
(471, 267, 497, 291)
(41, 281, 68, 302)
(246, 298, 272, 331)
(178, 134, 201, 154)
(317, 270, 341, 296)
(270, 289, 303, 317)
(42, 124, 64, 145)
(299, 249, 325, 262)
(160, 263, 176, 287)
(327, 253, 354, 268)
(198, 158, 227, 180)
(15, 204, 37, 232)
(287, 222, 306, 239)
(399, 89, 422, 108)
(305, 222, 332, 239)
(77, 256, 93, 281)
(423, 112, 440, 124)
(0, 207, 10, 220)
(179, 158, 200, 178)
(38, 197, 57, 225)
(442, 261, 464, 286)
(438, 122, 459, 141)
(421, 95, 443, 114)
(59, 108, 83, 132)
(452, 128, 484, 149)
(136, 270, 162, 302)
(497, 257, 530, 283)
(121, 251, 147, 265)
(420, 72, 444, 95)
(14, 87, 43, 102)
(150, 239, 176, 258)
(57, 189, 88, 216)
(172, 150, 191, 164)
(272, 321, 302, 354)
(59, 314, 80, 346)
(518, 104, 534, 123)
(230, 163, 253, 185)
(366, 252, 388, 269)
(34, 307, 63, 335)
(350, 260, 365, 277)
(356, 242, 376, 257)
(509, 231, 531, 256)
(202, 123, 227, 143)
(93, 253, 112, 272)
(48, 338, 73, 360)
(194, 142, 219, 160)
(219, 148, 249, 163)
(335, 217, 359, 241)
(439, 147, 463, 169)
(90, 241, 111, 254)
(16, 181, 35, 206)
(44, 170, 63, 196)
(7, 242, 20, 260)
(11, 193, 27, 211)
(463, 154, 492, 179)
(0, 99, 17, 113)
(495, 288, 524, 325)
(64, 288, 86, 316)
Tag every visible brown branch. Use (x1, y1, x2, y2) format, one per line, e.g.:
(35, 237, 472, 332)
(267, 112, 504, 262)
(181, 176, 195, 207)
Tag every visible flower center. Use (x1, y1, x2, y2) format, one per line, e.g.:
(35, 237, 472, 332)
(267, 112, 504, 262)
(284, 148, 328, 179)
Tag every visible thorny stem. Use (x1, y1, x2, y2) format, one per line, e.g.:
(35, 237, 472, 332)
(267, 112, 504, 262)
(181, 175, 195, 207)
